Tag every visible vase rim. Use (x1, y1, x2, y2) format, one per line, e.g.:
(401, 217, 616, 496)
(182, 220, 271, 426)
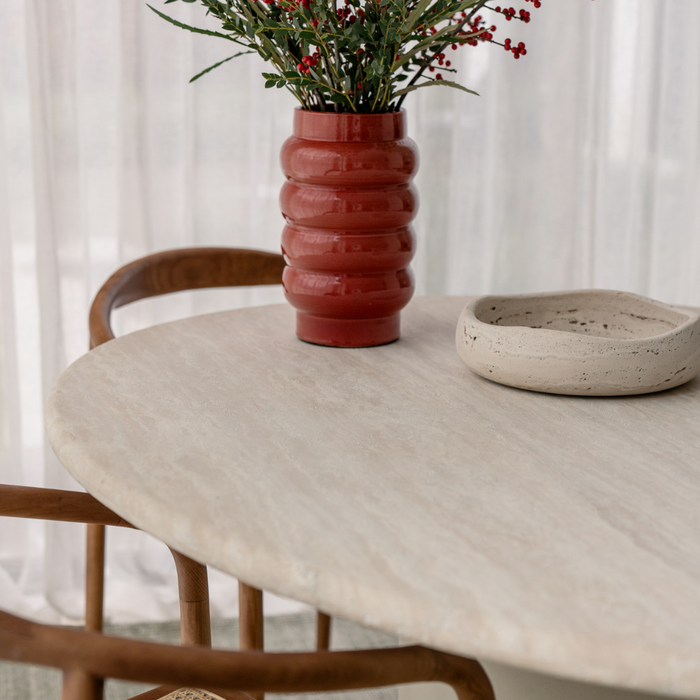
(292, 108, 407, 142)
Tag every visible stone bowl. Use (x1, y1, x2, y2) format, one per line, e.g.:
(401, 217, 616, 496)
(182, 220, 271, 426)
(456, 290, 700, 396)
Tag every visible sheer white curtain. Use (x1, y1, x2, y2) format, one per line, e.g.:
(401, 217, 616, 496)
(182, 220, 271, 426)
(0, 0, 698, 623)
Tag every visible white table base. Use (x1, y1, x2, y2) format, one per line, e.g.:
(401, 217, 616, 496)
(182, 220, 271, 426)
(399, 663, 676, 700)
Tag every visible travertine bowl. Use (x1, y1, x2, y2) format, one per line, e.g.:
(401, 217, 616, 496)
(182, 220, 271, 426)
(456, 290, 700, 396)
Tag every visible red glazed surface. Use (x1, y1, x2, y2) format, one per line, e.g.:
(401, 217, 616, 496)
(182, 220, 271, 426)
(280, 110, 418, 347)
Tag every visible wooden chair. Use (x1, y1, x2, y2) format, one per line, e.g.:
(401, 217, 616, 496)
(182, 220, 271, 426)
(0, 485, 496, 700)
(85, 248, 330, 654)
(0, 609, 495, 700)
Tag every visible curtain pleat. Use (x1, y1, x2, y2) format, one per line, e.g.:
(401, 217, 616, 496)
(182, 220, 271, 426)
(0, 0, 699, 623)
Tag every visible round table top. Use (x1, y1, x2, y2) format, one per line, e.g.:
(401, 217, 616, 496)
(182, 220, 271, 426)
(46, 296, 700, 698)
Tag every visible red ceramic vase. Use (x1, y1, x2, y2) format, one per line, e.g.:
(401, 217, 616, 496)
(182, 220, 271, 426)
(280, 109, 418, 347)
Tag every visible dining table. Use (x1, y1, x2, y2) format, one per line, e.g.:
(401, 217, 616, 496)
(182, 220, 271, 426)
(45, 296, 700, 700)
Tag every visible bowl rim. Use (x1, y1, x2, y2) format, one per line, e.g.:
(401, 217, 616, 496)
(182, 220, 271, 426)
(462, 289, 700, 344)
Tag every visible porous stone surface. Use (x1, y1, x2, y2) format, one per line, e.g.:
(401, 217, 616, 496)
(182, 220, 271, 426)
(45, 297, 700, 699)
(457, 290, 700, 396)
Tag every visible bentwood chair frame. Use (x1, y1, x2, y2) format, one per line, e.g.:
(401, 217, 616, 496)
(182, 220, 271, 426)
(0, 247, 318, 698)
(0, 482, 338, 700)
(0, 480, 496, 700)
(0, 602, 495, 700)
(84, 246, 334, 653)
(0, 247, 489, 700)
(0, 483, 212, 699)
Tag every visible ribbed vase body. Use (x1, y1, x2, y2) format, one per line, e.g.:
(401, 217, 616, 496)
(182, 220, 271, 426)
(280, 109, 418, 347)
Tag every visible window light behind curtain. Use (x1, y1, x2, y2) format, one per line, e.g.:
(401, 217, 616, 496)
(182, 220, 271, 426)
(0, 0, 698, 623)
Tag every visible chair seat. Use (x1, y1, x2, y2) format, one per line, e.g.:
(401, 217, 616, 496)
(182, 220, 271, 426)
(160, 690, 227, 700)
(141, 686, 249, 700)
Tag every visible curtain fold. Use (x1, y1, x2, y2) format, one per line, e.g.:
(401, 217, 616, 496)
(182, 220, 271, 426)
(0, 0, 699, 623)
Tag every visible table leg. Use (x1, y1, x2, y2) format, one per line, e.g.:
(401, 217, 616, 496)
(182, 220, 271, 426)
(399, 678, 457, 700)
(478, 662, 676, 700)
(400, 660, 678, 700)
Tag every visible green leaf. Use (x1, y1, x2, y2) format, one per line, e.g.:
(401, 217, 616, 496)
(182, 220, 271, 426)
(371, 58, 385, 75)
(401, 0, 431, 35)
(189, 51, 253, 82)
(393, 78, 479, 98)
(146, 5, 236, 41)
(452, 0, 483, 12)
(265, 79, 277, 88)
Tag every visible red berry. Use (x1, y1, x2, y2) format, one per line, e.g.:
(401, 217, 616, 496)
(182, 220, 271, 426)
(436, 73, 443, 80)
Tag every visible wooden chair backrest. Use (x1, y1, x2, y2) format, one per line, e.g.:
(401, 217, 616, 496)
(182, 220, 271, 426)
(0, 608, 495, 700)
(89, 248, 285, 348)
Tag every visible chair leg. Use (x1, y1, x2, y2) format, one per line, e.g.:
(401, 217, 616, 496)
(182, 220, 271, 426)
(238, 582, 264, 651)
(84, 524, 106, 700)
(170, 549, 212, 647)
(316, 611, 331, 651)
(62, 668, 101, 700)
(239, 582, 264, 700)
(85, 524, 105, 633)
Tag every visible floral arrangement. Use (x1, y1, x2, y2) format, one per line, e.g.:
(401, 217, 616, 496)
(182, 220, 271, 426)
(152, 0, 541, 113)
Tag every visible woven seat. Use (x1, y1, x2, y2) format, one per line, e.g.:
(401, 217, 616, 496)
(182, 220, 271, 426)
(159, 690, 227, 700)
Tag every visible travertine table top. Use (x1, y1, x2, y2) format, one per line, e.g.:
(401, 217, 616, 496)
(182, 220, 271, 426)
(45, 297, 700, 699)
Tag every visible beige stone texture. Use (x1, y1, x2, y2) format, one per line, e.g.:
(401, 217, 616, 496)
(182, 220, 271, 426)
(45, 297, 700, 699)
(457, 290, 700, 396)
